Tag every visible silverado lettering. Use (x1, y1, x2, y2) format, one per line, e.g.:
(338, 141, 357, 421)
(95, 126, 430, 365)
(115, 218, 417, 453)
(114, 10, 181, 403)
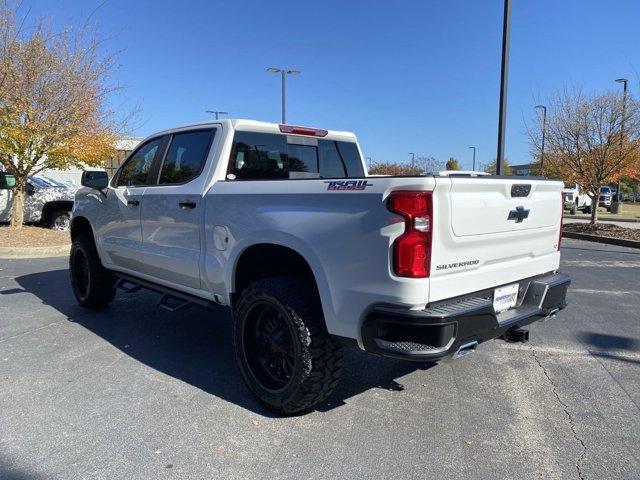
(435, 260, 480, 271)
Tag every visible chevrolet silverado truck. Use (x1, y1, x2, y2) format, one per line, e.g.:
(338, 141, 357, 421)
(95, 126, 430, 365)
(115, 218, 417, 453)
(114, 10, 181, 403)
(69, 119, 570, 414)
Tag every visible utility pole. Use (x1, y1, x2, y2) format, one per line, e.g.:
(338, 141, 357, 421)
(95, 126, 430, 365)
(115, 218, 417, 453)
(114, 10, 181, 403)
(205, 110, 228, 120)
(366, 156, 372, 168)
(409, 152, 415, 169)
(615, 78, 628, 204)
(534, 105, 547, 167)
(496, 0, 511, 175)
(468, 146, 476, 171)
(267, 67, 300, 124)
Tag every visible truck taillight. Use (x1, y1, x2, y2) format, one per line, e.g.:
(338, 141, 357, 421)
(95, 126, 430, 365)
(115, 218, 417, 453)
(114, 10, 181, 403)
(387, 191, 433, 278)
(558, 191, 564, 250)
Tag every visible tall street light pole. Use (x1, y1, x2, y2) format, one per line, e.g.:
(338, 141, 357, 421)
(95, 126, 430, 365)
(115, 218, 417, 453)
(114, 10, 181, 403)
(205, 110, 228, 120)
(267, 67, 300, 124)
(615, 78, 628, 203)
(496, 0, 511, 175)
(409, 152, 415, 169)
(468, 146, 476, 171)
(534, 105, 547, 167)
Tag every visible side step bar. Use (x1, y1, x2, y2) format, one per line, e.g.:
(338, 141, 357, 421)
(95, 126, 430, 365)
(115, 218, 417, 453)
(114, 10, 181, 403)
(115, 273, 219, 311)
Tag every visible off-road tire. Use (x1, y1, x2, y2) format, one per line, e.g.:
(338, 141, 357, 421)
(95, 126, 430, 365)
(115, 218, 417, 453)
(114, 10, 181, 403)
(233, 276, 343, 415)
(69, 235, 116, 309)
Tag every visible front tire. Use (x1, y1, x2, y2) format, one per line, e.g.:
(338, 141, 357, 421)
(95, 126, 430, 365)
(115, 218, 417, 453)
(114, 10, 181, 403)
(233, 277, 343, 415)
(69, 235, 116, 309)
(570, 203, 577, 215)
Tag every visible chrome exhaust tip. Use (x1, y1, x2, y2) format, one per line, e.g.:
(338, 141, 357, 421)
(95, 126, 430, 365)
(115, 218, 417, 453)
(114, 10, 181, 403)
(453, 340, 478, 359)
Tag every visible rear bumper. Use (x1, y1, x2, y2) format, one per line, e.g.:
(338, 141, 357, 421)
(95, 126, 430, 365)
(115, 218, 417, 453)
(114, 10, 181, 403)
(361, 271, 570, 361)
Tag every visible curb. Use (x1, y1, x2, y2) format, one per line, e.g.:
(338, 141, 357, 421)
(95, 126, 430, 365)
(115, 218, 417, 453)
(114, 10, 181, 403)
(564, 215, 640, 223)
(0, 244, 70, 259)
(562, 232, 640, 249)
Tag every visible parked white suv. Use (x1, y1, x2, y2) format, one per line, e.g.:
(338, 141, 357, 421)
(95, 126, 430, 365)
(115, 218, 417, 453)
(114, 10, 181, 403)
(69, 119, 570, 414)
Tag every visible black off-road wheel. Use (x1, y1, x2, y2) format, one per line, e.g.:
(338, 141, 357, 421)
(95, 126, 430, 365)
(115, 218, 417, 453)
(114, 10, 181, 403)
(69, 235, 116, 309)
(233, 277, 343, 415)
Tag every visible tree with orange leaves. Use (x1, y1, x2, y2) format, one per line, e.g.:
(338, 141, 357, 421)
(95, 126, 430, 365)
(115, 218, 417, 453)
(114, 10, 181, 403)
(0, 2, 124, 228)
(528, 88, 640, 224)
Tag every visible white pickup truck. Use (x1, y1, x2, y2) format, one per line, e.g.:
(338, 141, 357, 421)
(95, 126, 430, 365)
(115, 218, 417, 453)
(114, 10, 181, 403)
(70, 119, 570, 414)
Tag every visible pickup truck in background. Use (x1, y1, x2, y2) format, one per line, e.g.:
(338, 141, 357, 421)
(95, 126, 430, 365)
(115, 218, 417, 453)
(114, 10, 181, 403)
(599, 186, 614, 210)
(70, 119, 570, 414)
(0, 173, 78, 230)
(563, 182, 592, 214)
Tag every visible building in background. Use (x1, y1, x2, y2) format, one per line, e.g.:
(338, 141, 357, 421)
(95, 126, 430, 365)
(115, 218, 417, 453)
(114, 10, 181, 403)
(510, 163, 534, 176)
(40, 136, 142, 185)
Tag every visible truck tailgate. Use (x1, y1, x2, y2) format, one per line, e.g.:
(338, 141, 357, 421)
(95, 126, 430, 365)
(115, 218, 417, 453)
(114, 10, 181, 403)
(428, 177, 563, 303)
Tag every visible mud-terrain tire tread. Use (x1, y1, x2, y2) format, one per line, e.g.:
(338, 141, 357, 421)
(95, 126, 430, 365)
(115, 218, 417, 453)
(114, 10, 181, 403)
(233, 276, 343, 414)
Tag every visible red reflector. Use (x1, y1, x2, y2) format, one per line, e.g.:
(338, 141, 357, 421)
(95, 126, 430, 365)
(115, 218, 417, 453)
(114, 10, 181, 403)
(279, 124, 328, 137)
(387, 191, 433, 278)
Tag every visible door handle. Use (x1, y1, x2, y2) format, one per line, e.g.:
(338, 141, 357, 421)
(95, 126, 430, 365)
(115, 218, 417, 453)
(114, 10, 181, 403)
(178, 201, 197, 209)
(127, 199, 140, 206)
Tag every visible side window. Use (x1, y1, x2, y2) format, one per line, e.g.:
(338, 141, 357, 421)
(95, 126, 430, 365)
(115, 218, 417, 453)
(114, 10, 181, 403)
(116, 138, 162, 187)
(228, 132, 288, 180)
(159, 130, 214, 184)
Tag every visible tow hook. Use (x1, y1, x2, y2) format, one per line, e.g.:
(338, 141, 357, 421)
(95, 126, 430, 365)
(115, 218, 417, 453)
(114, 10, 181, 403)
(501, 327, 529, 343)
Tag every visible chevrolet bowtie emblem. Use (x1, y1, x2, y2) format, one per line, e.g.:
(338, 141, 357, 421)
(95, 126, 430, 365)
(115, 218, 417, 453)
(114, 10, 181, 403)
(508, 206, 530, 223)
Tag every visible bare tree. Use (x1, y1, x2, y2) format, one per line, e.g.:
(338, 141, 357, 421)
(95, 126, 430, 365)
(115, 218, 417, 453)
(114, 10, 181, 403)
(0, 1, 127, 228)
(528, 88, 640, 224)
(414, 155, 444, 174)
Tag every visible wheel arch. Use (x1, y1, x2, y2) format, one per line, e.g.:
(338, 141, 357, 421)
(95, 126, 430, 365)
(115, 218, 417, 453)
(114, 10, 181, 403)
(70, 215, 95, 242)
(41, 200, 74, 222)
(231, 242, 333, 331)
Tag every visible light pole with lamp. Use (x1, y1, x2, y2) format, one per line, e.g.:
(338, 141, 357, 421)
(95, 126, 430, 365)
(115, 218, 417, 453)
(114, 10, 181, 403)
(534, 105, 547, 167)
(266, 67, 300, 124)
(468, 146, 476, 171)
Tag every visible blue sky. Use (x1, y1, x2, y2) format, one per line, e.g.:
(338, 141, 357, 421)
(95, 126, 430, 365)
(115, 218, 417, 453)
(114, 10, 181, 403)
(31, 0, 640, 170)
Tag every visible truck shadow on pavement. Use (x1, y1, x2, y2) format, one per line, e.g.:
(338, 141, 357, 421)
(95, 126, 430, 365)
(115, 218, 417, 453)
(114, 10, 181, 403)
(8, 268, 433, 417)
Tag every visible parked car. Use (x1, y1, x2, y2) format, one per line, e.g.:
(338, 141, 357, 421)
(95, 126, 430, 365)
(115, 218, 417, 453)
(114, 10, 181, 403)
(563, 182, 592, 214)
(0, 172, 79, 230)
(69, 119, 570, 414)
(599, 186, 613, 210)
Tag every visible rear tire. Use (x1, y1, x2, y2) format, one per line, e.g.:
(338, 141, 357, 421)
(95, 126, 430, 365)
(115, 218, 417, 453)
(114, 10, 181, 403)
(69, 235, 116, 309)
(233, 276, 343, 415)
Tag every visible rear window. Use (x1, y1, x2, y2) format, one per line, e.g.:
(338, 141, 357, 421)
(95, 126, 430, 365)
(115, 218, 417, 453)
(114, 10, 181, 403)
(227, 132, 364, 180)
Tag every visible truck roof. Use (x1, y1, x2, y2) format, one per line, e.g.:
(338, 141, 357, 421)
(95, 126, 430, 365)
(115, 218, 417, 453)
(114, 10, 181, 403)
(153, 118, 358, 142)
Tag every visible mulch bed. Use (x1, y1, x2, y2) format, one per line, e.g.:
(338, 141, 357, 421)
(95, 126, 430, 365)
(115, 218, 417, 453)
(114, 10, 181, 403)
(0, 225, 70, 248)
(563, 222, 640, 242)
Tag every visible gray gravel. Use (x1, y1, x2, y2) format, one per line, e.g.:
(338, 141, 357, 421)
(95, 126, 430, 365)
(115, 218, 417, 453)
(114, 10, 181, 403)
(0, 238, 639, 479)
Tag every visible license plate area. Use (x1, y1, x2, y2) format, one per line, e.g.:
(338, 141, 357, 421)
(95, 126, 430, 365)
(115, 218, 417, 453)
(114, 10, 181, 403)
(493, 283, 519, 313)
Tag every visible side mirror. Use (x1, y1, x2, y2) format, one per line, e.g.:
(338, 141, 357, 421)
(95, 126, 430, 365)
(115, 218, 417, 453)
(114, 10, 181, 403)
(81, 170, 109, 189)
(0, 172, 16, 190)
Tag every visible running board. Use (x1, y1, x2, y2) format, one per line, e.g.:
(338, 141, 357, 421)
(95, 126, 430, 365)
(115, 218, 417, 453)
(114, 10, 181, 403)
(114, 273, 219, 311)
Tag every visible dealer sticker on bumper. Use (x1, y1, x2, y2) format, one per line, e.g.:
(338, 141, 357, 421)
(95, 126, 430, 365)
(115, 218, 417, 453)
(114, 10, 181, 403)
(493, 283, 519, 313)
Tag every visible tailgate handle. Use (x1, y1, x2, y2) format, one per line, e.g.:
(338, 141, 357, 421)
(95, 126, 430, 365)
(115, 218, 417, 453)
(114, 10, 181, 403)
(511, 184, 531, 197)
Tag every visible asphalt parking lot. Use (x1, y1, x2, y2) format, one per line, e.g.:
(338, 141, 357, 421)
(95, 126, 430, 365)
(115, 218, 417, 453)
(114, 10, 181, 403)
(1, 238, 639, 480)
